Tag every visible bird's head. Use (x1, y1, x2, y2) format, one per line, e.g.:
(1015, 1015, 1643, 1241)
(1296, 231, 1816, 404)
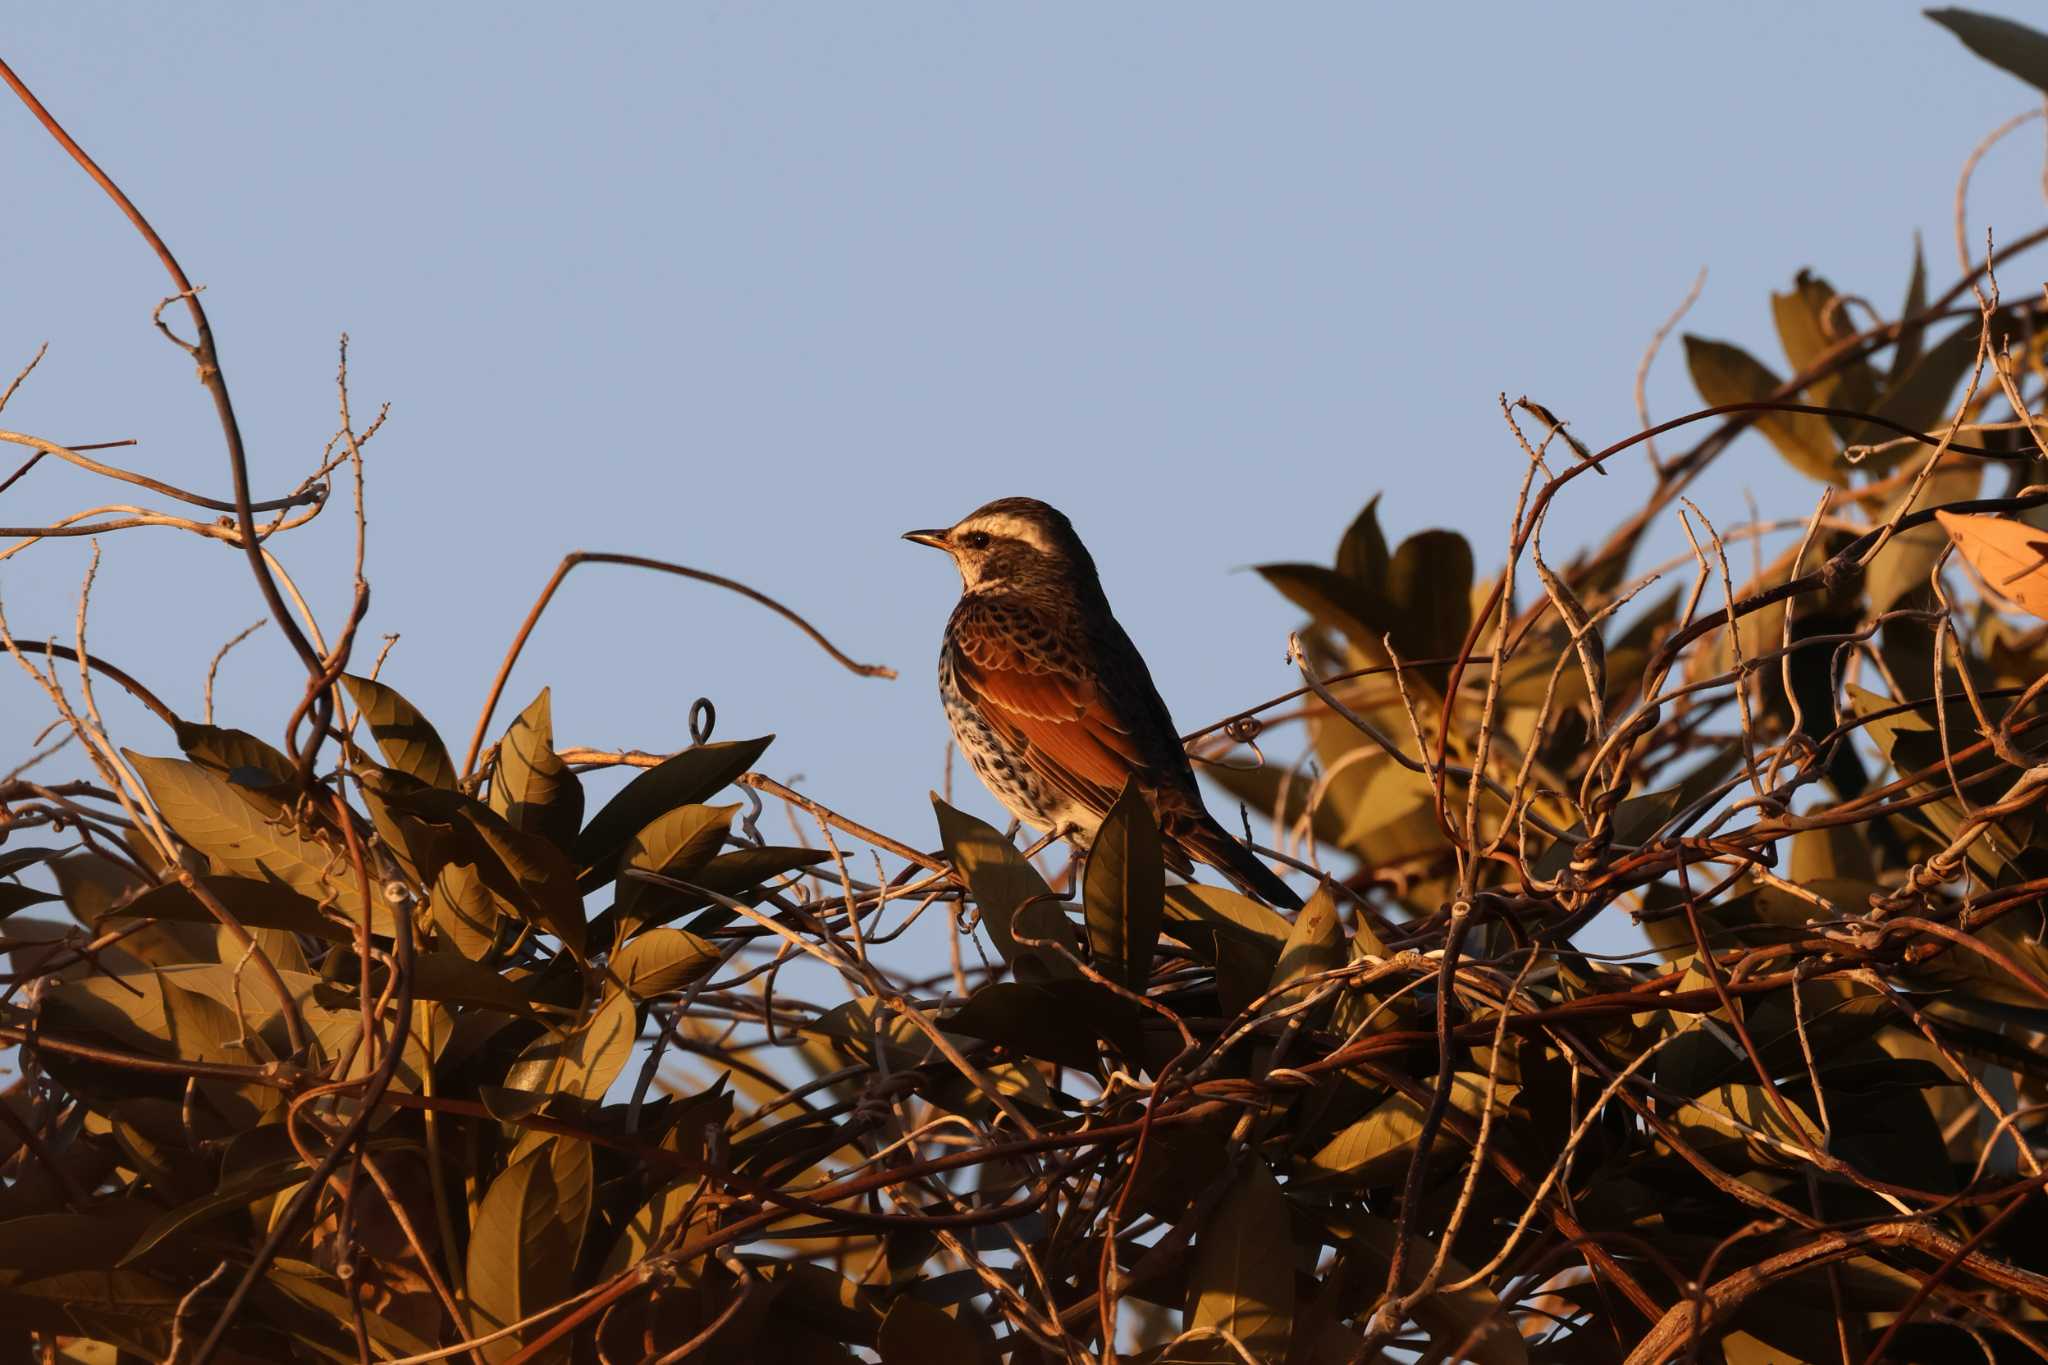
(902, 496, 1094, 594)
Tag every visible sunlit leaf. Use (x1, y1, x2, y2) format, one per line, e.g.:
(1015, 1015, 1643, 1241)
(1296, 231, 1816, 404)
(465, 1142, 588, 1361)
(343, 674, 459, 790)
(1771, 270, 1878, 441)
(610, 926, 720, 998)
(1684, 334, 1841, 482)
(1186, 1157, 1293, 1359)
(122, 752, 370, 923)
(489, 687, 584, 852)
(505, 988, 636, 1100)
(1936, 509, 2048, 619)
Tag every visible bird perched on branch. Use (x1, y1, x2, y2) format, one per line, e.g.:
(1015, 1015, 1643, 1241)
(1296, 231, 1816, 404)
(905, 496, 1303, 910)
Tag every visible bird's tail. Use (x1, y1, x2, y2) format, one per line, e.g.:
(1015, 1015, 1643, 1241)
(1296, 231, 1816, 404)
(1175, 815, 1303, 911)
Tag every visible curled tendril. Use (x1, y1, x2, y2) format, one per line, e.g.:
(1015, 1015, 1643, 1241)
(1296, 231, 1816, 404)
(689, 697, 717, 746)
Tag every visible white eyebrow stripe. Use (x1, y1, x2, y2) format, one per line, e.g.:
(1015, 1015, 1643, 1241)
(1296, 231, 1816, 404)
(954, 513, 1054, 553)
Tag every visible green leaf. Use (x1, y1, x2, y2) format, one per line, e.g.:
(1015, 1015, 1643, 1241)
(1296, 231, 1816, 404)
(1684, 334, 1841, 482)
(1186, 1158, 1294, 1359)
(613, 803, 736, 927)
(342, 674, 458, 790)
(465, 1143, 588, 1362)
(1082, 779, 1163, 990)
(123, 752, 370, 923)
(610, 926, 720, 998)
(572, 736, 771, 888)
(488, 688, 584, 852)
(1929, 8, 2048, 94)
(505, 988, 636, 1100)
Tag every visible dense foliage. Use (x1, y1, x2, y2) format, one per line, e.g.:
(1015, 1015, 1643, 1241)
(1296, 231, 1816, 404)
(11, 9, 2048, 1363)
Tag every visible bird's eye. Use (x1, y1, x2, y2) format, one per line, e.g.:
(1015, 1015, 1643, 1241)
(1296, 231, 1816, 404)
(960, 531, 992, 550)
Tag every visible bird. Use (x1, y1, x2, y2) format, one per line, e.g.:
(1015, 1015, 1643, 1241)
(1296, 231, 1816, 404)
(904, 496, 1303, 911)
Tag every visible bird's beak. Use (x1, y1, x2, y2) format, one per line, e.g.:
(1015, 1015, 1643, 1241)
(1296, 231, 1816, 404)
(901, 529, 950, 551)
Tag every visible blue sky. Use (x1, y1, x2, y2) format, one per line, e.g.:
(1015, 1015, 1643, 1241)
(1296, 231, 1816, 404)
(3, 5, 2044, 958)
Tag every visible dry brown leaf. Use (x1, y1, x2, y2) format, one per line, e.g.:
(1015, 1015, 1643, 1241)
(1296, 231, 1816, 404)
(1935, 510, 2048, 618)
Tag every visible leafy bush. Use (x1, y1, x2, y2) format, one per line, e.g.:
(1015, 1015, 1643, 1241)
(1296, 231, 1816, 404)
(9, 11, 2048, 1363)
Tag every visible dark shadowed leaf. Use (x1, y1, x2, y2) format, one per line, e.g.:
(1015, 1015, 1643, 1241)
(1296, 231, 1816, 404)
(1929, 8, 2048, 94)
(662, 845, 834, 933)
(368, 768, 587, 959)
(933, 797, 1057, 971)
(943, 979, 1139, 1071)
(118, 875, 352, 941)
(343, 674, 459, 790)
(405, 949, 534, 1015)
(1867, 315, 1998, 473)
(879, 1294, 998, 1365)
(1387, 529, 1474, 671)
(1254, 562, 1387, 647)
(1186, 1157, 1293, 1358)
(0, 884, 60, 919)
(1083, 779, 1163, 989)
(171, 721, 294, 788)
(1330, 1213, 1527, 1365)
(573, 736, 772, 888)
(1892, 234, 1928, 382)
(1335, 494, 1391, 594)
(488, 687, 584, 852)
